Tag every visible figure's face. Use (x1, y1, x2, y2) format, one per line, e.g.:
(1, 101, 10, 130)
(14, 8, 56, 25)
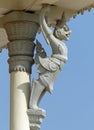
(54, 24, 71, 41)
(62, 24, 71, 40)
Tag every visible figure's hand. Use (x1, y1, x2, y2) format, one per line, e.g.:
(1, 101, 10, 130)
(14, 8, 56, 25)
(41, 5, 51, 14)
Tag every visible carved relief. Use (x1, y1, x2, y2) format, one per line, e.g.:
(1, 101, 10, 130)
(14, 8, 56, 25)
(28, 6, 71, 130)
(4, 17, 39, 73)
(27, 109, 46, 130)
(29, 6, 71, 110)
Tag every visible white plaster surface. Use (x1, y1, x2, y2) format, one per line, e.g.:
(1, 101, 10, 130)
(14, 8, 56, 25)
(10, 72, 30, 130)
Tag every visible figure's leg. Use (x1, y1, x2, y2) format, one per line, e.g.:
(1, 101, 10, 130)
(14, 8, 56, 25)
(29, 79, 45, 110)
(37, 88, 46, 106)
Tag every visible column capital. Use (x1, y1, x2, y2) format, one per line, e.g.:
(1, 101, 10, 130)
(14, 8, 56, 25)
(4, 11, 39, 41)
(2, 11, 39, 26)
(7, 40, 35, 73)
(3, 11, 39, 73)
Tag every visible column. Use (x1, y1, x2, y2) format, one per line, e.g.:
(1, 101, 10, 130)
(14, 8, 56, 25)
(3, 11, 39, 130)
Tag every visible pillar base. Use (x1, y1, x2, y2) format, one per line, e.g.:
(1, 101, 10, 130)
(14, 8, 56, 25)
(27, 109, 46, 130)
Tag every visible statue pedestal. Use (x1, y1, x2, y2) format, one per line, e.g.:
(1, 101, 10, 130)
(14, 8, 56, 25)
(27, 109, 46, 130)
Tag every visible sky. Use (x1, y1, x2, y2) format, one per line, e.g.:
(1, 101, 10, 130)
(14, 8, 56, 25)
(0, 9, 94, 130)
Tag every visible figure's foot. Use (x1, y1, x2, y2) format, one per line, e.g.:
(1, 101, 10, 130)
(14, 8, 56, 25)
(30, 105, 45, 113)
(37, 107, 46, 113)
(30, 105, 38, 110)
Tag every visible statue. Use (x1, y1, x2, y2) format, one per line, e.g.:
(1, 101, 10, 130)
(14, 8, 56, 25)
(29, 6, 71, 111)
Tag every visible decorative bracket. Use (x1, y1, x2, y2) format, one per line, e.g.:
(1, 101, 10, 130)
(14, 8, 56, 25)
(28, 5, 71, 130)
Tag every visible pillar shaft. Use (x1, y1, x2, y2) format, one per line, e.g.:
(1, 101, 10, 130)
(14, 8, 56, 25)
(3, 11, 39, 130)
(10, 72, 30, 130)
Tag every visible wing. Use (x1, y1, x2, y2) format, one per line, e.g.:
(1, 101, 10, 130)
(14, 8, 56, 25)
(39, 56, 58, 72)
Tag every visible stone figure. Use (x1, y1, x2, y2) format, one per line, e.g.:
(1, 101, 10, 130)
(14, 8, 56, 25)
(29, 6, 71, 110)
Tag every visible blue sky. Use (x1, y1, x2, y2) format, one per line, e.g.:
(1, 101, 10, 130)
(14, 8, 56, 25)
(0, 9, 94, 130)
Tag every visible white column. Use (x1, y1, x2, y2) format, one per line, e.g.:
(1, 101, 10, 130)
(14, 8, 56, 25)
(3, 11, 39, 130)
(10, 72, 30, 130)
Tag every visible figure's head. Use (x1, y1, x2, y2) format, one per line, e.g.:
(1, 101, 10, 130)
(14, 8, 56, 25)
(54, 23, 71, 41)
(53, 13, 71, 41)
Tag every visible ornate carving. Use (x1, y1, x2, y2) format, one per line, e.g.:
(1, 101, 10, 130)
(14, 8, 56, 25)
(8, 40, 35, 57)
(27, 109, 46, 130)
(4, 21, 39, 41)
(27, 6, 71, 130)
(3, 13, 39, 73)
(7, 40, 35, 73)
(8, 56, 34, 73)
(29, 6, 71, 111)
